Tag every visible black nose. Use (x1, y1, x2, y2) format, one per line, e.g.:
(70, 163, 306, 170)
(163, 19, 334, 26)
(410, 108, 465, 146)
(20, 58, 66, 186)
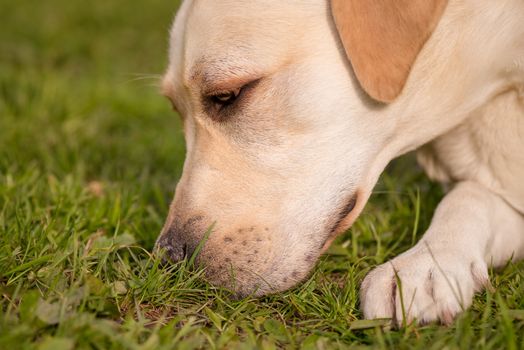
(155, 233, 191, 263)
(154, 216, 203, 263)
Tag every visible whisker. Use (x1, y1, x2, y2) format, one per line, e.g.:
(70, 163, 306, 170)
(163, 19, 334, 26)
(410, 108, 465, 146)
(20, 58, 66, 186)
(121, 73, 163, 85)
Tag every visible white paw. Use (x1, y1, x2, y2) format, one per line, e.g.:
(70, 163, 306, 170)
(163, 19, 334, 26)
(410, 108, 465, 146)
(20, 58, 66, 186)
(360, 244, 490, 326)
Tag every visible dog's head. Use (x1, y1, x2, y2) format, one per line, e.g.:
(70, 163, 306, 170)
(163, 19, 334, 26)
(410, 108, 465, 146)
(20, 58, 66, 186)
(155, 0, 447, 296)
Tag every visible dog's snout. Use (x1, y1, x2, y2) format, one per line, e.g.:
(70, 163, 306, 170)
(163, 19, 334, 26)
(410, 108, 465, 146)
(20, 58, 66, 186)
(154, 216, 203, 263)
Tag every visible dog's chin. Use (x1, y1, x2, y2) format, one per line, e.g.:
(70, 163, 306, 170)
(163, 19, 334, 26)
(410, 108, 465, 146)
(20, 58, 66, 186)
(221, 282, 278, 300)
(199, 252, 320, 299)
(204, 274, 308, 300)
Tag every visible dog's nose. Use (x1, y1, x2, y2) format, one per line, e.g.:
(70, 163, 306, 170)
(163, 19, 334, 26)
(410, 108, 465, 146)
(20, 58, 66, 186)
(155, 232, 192, 263)
(154, 216, 203, 263)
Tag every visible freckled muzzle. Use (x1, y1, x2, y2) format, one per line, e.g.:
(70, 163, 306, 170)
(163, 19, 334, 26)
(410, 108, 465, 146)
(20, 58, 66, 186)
(154, 216, 316, 297)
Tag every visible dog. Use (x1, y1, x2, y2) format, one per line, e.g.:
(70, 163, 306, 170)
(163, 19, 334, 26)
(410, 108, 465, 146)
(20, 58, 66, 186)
(155, 0, 524, 325)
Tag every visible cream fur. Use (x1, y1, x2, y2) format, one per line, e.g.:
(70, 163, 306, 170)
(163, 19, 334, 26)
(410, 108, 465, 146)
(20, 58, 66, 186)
(156, 0, 524, 324)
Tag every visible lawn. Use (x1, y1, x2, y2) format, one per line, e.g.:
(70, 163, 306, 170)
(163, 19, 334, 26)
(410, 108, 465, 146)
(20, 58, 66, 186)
(1, 1, 523, 349)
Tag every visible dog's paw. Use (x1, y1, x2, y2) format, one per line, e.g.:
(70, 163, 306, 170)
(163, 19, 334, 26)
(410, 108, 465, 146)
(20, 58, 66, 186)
(360, 244, 490, 326)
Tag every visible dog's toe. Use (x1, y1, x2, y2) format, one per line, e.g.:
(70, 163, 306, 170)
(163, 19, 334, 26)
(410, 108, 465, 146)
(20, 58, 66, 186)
(360, 245, 489, 326)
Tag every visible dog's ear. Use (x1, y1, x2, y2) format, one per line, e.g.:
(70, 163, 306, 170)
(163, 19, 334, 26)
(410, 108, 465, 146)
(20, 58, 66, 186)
(331, 0, 448, 103)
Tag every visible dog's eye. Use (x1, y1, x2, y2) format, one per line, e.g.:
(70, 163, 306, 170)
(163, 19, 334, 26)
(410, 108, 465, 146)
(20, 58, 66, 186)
(210, 88, 241, 107)
(203, 79, 260, 120)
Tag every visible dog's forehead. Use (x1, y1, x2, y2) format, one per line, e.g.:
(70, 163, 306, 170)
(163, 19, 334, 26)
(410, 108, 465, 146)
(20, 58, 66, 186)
(165, 0, 324, 91)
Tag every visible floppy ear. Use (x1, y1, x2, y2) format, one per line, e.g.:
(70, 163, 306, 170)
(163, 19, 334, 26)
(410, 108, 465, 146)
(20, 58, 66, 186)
(331, 0, 448, 103)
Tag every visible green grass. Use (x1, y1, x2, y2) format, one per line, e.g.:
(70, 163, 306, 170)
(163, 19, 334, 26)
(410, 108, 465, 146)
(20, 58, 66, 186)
(1, 1, 523, 349)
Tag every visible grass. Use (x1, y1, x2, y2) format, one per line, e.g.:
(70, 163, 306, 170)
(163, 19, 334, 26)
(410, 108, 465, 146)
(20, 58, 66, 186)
(1, 1, 523, 349)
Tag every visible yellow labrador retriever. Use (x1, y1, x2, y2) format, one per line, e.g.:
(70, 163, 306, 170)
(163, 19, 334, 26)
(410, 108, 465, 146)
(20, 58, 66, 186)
(155, 0, 524, 325)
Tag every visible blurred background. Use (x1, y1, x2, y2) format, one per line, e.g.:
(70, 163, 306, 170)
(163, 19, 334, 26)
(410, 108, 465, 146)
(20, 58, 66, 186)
(0, 0, 184, 247)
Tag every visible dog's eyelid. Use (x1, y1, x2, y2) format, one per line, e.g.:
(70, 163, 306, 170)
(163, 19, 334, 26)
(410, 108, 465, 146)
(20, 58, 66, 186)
(208, 87, 241, 97)
(202, 76, 260, 97)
